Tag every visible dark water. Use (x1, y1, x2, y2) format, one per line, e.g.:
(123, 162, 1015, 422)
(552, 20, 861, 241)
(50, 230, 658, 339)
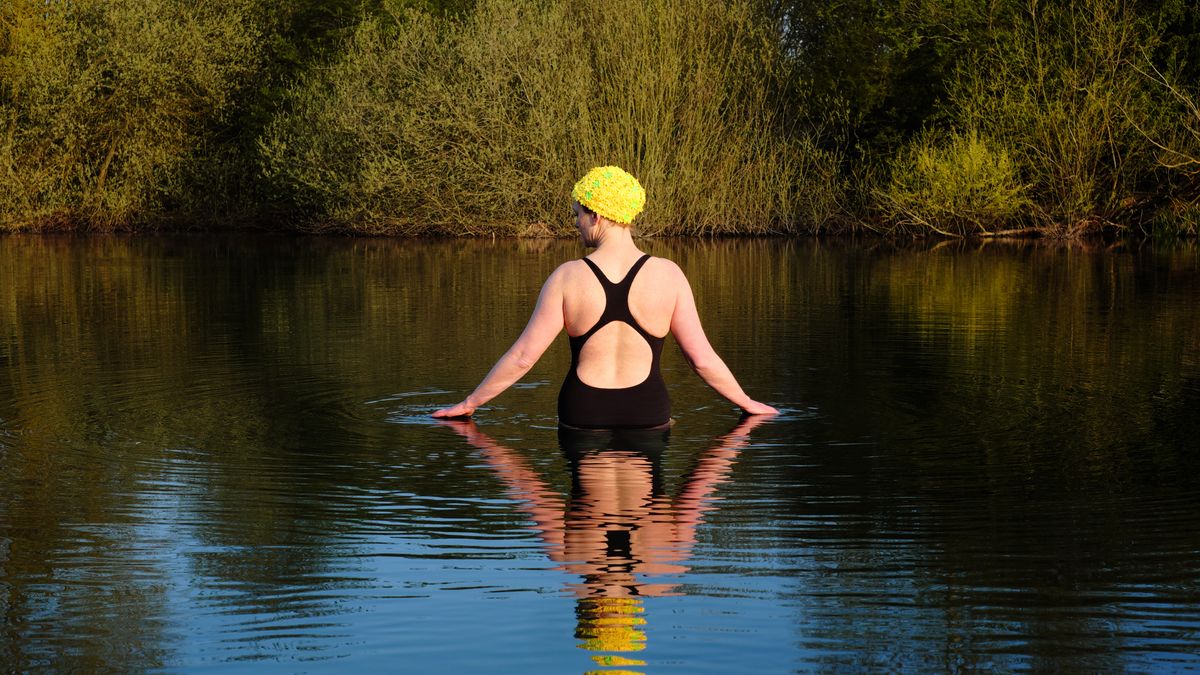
(1, 234, 1198, 672)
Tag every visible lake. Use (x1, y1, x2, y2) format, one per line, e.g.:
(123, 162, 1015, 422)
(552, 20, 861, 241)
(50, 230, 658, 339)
(1, 234, 1198, 672)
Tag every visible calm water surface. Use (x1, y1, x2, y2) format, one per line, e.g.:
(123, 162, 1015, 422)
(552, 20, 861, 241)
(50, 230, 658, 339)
(1, 235, 1198, 672)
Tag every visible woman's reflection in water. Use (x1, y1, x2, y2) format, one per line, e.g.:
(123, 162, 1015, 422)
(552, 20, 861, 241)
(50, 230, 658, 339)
(439, 416, 771, 673)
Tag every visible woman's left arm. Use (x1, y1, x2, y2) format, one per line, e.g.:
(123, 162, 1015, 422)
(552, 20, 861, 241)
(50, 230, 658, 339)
(432, 267, 566, 418)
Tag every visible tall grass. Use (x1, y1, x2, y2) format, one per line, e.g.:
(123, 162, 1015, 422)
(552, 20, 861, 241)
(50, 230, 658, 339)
(261, 0, 841, 235)
(0, 0, 259, 230)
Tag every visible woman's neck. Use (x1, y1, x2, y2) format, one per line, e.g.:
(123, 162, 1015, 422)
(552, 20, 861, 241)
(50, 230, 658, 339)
(591, 224, 639, 254)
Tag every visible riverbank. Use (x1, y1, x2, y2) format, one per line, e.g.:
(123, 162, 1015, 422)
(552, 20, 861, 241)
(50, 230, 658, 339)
(2, 210, 1195, 241)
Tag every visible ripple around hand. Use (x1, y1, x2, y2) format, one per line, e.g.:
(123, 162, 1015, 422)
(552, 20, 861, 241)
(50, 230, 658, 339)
(760, 405, 819, 423)
(384, 403, 454, 426)
(367, 389, 456, 426)
(381, 400, 552, 428)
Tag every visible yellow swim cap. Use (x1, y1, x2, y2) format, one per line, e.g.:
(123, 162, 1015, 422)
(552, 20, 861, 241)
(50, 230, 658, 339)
(572, 166, 646, 224)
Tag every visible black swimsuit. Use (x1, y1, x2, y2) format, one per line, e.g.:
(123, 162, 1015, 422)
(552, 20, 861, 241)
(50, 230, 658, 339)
(557, 254, 671, 429)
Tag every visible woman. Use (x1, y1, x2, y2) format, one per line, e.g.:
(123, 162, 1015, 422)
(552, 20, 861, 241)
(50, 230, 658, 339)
(432, 166, 776, 426)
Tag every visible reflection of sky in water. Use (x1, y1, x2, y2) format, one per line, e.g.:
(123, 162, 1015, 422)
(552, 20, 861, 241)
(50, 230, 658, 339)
(138, 438, 800, 673)
(1, 236, 1199, 672)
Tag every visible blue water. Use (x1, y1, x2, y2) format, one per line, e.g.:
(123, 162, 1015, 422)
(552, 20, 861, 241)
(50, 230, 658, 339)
(1, 235, 1198, 672)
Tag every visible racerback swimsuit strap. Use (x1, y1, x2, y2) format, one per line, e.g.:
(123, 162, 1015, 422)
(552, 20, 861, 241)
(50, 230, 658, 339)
(574, 254, 656, 345)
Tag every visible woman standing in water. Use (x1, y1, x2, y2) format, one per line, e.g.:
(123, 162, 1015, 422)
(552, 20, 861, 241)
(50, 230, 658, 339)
(432, 165, 776, 426)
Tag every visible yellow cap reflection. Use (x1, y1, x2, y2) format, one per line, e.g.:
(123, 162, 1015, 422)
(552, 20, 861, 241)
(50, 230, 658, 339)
(576, 596, 647, 653)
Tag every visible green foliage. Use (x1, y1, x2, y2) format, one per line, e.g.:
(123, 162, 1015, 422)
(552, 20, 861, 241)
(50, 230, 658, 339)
(947, 0, 1172, 235)
(2, 0, 1200, 237)
(881, 130, 1027, 236)
(173, 0, 473, 225)
(779, 0, 1200, 238)
(0, 0, 260, 230)
(1154, 0, 1200, 87)
(261, 0, 840, 235)
(1132, 46, 1200, 183)
(1148, 198, 1200, 239)
(777, 0, 1011, 152)
(168, 0, 376, 224)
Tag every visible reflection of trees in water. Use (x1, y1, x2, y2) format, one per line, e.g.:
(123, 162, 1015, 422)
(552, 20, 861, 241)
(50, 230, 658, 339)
(0, 236, 586, 667)
(653, 240, 1200, 670)
(0, 423, 174, 670)
(442, 418, 768, 673)
(742, 409, 1200, 667)
(698, 423, 1200, 671)
(1, 235, 1198, 668)
(0, 236, 475, 664)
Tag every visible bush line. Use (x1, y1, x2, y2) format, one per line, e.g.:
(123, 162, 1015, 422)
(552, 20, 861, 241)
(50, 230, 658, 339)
(2, 0, 1198, 237)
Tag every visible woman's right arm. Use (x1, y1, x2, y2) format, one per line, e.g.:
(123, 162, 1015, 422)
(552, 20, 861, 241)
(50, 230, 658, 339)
(669, 266, 778, 415)
(431, 266, 567, 418)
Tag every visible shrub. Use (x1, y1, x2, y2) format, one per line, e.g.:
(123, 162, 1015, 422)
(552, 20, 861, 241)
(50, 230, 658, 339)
(260, 0, 840, 236)
(881, 129, 1027, 236)
(0, 0, 259, 230)
(951, 0, 1169, 235)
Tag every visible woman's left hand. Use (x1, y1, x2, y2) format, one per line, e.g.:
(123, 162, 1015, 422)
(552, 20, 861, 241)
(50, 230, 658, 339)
(432, 401, 476, 418)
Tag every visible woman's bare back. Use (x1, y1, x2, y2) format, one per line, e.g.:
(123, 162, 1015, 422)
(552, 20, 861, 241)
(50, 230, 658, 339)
(561, 253, 677, 389)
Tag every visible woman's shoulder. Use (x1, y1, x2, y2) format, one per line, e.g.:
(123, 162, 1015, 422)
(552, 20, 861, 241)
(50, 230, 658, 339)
(550, 258, 592, 279)
(643, 254, 680, 269)
(544, 259, 594, 292)
(641, 255, 685, 280)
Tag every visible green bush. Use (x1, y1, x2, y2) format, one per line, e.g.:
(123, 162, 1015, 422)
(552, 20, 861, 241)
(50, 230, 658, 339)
(1148, 198, 1200, 239)
(951, 0, 1169, 235)
(261, 0, 840, 236)
(4, 0, 1196, 238)
(881, 129, 1027, 236)
(0, 0, 259, 230)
